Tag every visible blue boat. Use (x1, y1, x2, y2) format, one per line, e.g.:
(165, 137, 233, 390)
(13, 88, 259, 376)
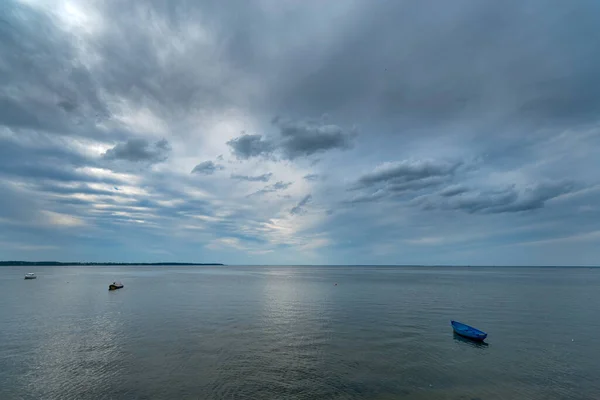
(451, 320, 487, 341)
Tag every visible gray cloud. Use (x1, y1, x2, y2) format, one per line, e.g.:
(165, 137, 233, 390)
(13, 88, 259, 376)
(347, 159, 463, 203)
(439, 185, 469, 197)
(231, 173, 272, 182)
(303, 174, 320, 181)
(273, 117, 356, 159)
(422, 180, 576, 214)
(226, 134, 274, 159)
(348, 157, 577, 215)
(104, 139, 171, 163)
(358, 160, 462, 187)
(386, 176, 449, 193)
(290, 194, 312, 215)
(191, 161, 225, 175)
(248, 181, 292, 197)
(227, 117, 356, 161)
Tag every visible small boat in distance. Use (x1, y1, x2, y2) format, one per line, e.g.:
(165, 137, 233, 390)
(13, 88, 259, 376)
(24, 273, 36, 280)
(451, 320, 487, 342)
(109, 281, 124, 290)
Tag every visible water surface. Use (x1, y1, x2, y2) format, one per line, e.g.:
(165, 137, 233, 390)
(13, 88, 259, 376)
(1, 265, 598, 399)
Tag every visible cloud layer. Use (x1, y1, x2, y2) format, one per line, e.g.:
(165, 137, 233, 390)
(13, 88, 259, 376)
(1, 0, 599, 265)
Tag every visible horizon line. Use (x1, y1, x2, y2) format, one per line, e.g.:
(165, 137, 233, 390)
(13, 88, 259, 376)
(1, 261, 598, 268)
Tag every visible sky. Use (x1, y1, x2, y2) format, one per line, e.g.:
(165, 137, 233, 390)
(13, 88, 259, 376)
(1, 0, 600, 266)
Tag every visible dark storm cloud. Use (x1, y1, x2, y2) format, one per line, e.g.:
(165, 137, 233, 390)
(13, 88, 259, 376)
(231, 173, 272, 182)
(191, 161, 224, 175)
(103, 139, 171, 163)
(227, 117, 356, 161)
(290, 194, 312, 215)
(247, 181, 292, 197)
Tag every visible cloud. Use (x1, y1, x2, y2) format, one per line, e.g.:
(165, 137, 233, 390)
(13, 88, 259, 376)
(272, 117, 356, 159)
(357, 159, 462, 187)
(345, 190, 389, 204)
(347, 159, 463, 203)
(227, 117, 356, 161)
(290, 194, 312, 215)
(103, 139, 171, 163)
(439, 185, 469, 197)
(422, 180, 576, 214)
(347, 157, 577, 217)
(303, 174, 320, 181)
(231, 172, 272, 182)
(385, 176, 449, 193)
(42, 211, 86, 227)
(248, 181, 292, 197)
(226, 134, 275, 159)
(191, 161, 225, 175)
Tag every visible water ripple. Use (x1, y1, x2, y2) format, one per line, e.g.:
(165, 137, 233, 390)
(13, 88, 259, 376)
(0, 265, 599, 399)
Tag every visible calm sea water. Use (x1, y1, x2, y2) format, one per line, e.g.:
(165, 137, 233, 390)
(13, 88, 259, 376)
(0, 265, 599, 399)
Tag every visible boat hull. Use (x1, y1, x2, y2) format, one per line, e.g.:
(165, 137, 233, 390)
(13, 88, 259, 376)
(24, 276, 36, 280)
(451, 320, 487, 341)
(108, 285, 123, 290)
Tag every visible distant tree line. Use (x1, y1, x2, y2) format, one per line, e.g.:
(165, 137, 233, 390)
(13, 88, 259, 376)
(0, 261, 224, 266)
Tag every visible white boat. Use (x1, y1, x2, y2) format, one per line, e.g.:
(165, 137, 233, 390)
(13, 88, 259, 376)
(109, 281, 124, 290)
(24, 273, 36, 280)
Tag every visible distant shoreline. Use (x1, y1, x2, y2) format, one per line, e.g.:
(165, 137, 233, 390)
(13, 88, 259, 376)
(0, 261, 224, 266)
(0, 262, 596, 268)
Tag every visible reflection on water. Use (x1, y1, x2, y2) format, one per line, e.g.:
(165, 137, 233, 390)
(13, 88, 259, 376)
(0, 265, 599, 399)
(452, 332, 490, 348)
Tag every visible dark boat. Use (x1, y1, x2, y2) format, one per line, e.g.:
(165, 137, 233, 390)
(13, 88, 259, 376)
(451, 320, 487, 341)
(109, 282, 124, 291)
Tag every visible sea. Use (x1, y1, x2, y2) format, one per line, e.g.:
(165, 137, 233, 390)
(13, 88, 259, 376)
(0, 265, 599, 400)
